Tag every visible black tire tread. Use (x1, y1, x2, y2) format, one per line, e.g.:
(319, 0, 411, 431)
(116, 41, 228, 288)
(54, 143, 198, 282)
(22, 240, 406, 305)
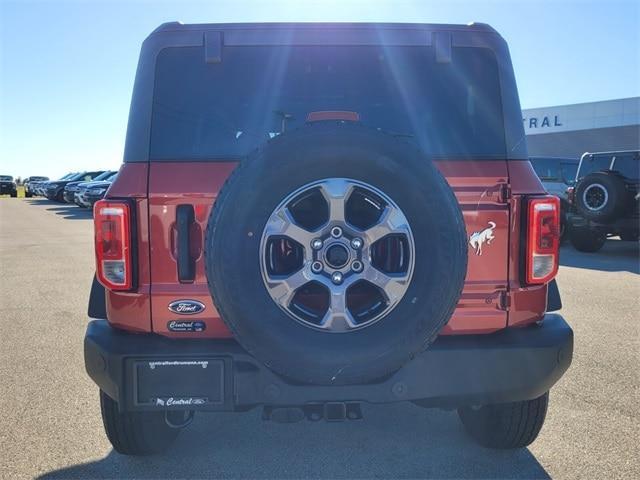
(575, 172, 628, 222)
(204, 123, 467, 385)
(569, 226, 606, 252)
(458, 392, 549, 449)
(99, 390, 179, 455)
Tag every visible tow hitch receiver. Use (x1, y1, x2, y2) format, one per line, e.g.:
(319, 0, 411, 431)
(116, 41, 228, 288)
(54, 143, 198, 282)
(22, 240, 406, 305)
(263, 402, 363, 423)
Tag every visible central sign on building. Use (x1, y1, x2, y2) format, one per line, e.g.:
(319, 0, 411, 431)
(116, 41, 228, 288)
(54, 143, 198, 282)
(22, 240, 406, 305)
(523, 97, 640, 158)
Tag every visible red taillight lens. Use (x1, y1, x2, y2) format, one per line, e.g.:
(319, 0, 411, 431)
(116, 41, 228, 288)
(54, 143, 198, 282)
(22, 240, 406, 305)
(526, 196, 560, 284)
(94, 200, 132, 290)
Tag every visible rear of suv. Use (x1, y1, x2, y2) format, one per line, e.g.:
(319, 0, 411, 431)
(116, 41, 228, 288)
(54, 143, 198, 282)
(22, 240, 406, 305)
(84, 22, 573, 455)
(0, 175, 17, 197)
(567, 150, 640, 252)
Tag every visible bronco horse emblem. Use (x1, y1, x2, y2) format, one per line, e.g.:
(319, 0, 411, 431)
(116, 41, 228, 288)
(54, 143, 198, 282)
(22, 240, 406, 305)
(469, 221, 496, 256)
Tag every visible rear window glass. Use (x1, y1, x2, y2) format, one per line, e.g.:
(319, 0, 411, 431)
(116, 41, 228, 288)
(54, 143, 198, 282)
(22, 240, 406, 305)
(612, 153, 639, 180)
(0, 176, 13, 182)
(150, 45, 506, 160)
(92, 171, 114, 181)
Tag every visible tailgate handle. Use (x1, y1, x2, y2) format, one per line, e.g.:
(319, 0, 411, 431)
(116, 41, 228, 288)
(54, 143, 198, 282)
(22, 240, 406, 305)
(176, 205, 196, 283)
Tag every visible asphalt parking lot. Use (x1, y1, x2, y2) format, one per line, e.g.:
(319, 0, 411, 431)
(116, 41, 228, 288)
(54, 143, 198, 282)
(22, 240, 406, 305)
(1, 197, 638, 479)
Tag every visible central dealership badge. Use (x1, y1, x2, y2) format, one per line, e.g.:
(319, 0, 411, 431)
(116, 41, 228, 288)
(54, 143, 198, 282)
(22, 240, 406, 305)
(168, 300, 206, 315)
(468, 221, 496, 256)
(167, 320, 206, 332)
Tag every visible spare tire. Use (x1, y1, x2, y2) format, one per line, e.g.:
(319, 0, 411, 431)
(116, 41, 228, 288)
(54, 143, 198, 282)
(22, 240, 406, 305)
(575, 172, 628, 223)
(205, 123, 467, 385)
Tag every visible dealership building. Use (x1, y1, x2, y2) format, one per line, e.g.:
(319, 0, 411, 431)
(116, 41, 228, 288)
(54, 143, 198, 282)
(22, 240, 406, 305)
(523, 97, 640, 159)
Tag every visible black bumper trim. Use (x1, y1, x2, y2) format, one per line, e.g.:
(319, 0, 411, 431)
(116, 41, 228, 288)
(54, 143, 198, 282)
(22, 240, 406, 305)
(85, 315, 573, 412)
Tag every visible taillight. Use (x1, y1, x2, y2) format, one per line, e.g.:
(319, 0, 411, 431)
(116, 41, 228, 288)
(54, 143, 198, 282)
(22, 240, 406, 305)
(526, 196, 560, 284)
(94, 200, 132, 290)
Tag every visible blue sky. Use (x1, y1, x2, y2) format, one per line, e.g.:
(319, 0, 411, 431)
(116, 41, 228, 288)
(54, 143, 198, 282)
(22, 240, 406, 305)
(1, 0, 638, 179)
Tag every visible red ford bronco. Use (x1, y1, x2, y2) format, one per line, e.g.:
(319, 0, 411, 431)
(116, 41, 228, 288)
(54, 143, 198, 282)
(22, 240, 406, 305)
(85, 22, 573, 455)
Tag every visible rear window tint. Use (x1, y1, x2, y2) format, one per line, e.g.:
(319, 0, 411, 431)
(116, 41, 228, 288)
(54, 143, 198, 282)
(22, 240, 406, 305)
(612, 153, 639, 180)
(150, 45, 506, 160)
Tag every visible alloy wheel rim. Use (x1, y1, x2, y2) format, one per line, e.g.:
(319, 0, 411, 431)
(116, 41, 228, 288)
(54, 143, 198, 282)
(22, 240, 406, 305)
(583, 184, 608, 211)
(260, 178, 415, 332)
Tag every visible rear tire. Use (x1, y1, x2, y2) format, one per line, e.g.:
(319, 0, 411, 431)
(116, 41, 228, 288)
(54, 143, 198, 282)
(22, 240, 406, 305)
(25, 191, 32, 198)
(575, 172, 628, 223)
(458, 392, 549, 449)
(10, 191, 17, 198)
(99, 390, 180, 455)
(569, 225, 606, 252)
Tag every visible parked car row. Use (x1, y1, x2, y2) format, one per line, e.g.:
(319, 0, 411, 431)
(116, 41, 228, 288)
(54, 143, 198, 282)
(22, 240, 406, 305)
(23, 176, 50, 197)
(530, 150, 639, 252)
(25, 170, 117, 207)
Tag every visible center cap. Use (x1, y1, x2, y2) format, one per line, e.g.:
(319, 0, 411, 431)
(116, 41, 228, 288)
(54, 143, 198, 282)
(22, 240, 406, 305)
(324, 243, 350, 269)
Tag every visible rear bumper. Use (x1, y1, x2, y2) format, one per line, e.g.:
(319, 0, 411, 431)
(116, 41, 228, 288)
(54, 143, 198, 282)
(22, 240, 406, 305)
(85, 314, 573, 412)
(568, 213, 639, 230)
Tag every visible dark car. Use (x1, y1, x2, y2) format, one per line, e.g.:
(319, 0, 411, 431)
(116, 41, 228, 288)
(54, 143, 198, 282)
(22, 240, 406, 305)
(567, 150, 640, 251)
(75, 171, 118, 207)
(45, 171, 105, 202)
(530, 157, 579, 239)
(38, 172, 78, 198)
(23, 176, 49, 197)
(0, 175, 17, 197)
(85, 22, 572, 456)
(63, 170, 115, 204)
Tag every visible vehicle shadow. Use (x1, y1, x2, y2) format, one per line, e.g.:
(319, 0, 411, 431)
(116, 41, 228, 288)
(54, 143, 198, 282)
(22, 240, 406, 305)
(24, 198, 93, 219)
(39, 404, 549, 479)
(47, 206, 93, 220)
(24, 198, 60, 206)
(560, 239, 639, 274)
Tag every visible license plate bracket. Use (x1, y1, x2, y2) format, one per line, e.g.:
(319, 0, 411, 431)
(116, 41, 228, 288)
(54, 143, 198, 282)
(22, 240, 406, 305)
(132, 358, 226, 408)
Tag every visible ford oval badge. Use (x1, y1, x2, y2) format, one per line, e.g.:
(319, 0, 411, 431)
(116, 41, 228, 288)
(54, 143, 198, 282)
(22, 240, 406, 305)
(168, 300, 206, 315)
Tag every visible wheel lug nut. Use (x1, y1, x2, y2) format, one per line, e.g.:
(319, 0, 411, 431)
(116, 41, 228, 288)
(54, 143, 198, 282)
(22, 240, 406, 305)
(311, 238, 323, 250)
(331, 271, 343, 285)
(330, 226, 343, 238)
(351, 260, 363, 273)
(351, 237, 363, 249)
(311, 261, 323, 273)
